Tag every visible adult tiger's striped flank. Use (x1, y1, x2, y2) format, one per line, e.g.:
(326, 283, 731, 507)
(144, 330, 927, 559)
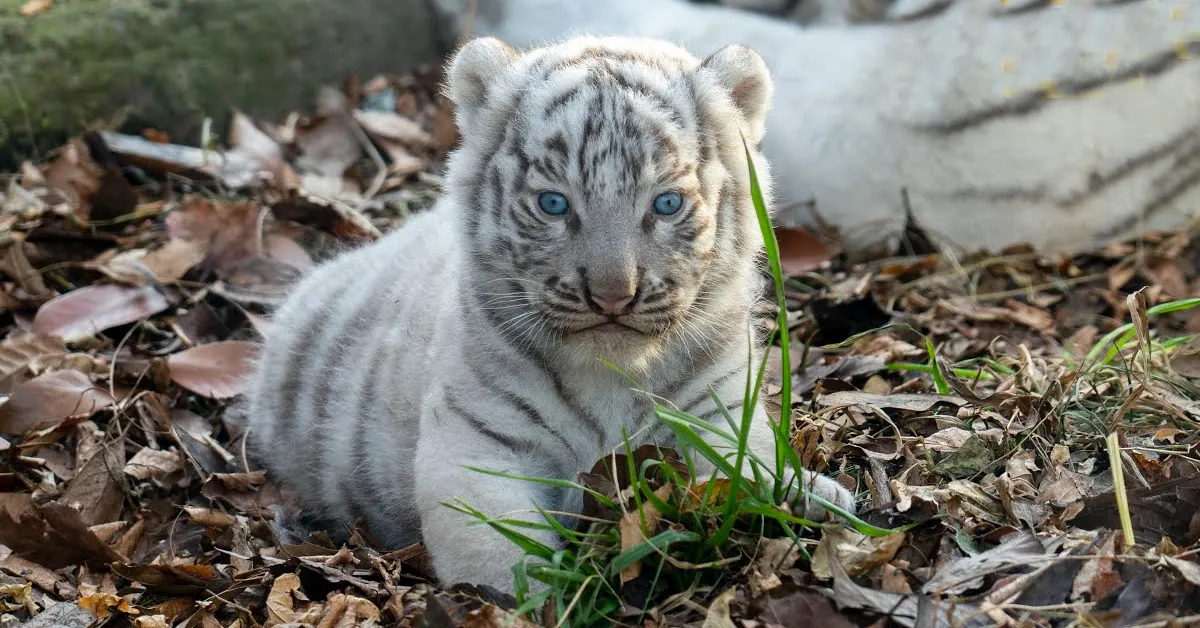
(243, 35, 856, 593)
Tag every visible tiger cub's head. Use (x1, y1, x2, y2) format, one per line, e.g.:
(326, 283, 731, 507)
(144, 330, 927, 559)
(444, 35, 775, 372)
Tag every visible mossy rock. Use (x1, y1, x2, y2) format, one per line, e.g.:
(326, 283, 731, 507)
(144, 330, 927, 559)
(0, 0, 442, 167)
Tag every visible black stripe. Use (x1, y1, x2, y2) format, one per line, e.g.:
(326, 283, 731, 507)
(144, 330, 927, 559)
(1096, 146, 1200, 240)
(660, 332, 736, 405)
(342, 335, 393, 525)
(475, 369, 577, 456)
(680, 362, 750, 415)
(916, 41, 1200, 135)
(276, 281, 356, 432)
(444, 395, 526, 452)
(1061, 123, 1200, 208)
(544, 84, 584, 117)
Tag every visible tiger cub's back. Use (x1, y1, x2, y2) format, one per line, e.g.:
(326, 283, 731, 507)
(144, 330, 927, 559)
(243, 208, 458, 540)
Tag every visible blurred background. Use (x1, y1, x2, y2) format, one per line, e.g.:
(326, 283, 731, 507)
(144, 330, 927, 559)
(1, 0, 1198, 255)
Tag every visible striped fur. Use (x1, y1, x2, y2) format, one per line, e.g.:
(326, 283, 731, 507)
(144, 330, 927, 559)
(720, 0, 894, 26)
(431, 0, 1200, 255)
(244, 36, 855, 593)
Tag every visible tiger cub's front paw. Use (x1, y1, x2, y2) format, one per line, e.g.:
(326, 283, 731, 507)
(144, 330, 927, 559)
(791, 471, 856, 522)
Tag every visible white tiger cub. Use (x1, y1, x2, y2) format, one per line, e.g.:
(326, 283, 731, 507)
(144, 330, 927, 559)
(244, 36, 856, 592)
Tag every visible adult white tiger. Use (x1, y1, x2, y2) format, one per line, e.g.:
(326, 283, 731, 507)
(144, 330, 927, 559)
(244, 36, 855, 592)
(432, 0, 1200, 255)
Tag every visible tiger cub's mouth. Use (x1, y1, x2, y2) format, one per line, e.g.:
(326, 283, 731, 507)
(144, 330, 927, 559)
(573, 319, 645, 335)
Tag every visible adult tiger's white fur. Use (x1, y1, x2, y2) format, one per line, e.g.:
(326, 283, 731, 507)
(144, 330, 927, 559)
(432, 0, 1200, 255)
(244, 36, 855, 592)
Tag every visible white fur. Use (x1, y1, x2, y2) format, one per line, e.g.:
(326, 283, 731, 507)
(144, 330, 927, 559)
(432, 0, 1200, 255)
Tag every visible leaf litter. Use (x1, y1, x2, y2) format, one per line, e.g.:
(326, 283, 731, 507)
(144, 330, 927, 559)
(0, 61, 1197, 627)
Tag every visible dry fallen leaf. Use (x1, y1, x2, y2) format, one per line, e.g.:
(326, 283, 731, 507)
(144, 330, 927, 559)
(141, 238, 209, 282)
(34, 284, 171, 342)
(0, 332, 67, 393)
(775, 227, 840, 274)
(0, 369, 111, 435)
(20, 0, 54, 17)
(123, 447, 183, 481)
(43, 138, 103, 221)
(78, 592, 139, 620)
(165, 196, 265, 273)
(618, 484, 672, 584)
(167, 341, 260, 398)
(61, 440, 126, 526)
(353, 110, 433, 148)
(266, 572, 304, 625)
(0, 236, 54, 299)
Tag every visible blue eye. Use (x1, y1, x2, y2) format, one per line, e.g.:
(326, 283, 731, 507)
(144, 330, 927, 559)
(652, 191, 683, 216)
(537, 191, 570, 216)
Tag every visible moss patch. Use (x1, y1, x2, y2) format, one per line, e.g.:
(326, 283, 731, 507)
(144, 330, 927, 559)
(0, 0, 440, 165)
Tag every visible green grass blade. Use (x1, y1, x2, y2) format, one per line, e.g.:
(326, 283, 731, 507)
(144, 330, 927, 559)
(464, 465, 617, 510)
(607, 529, 702, 576)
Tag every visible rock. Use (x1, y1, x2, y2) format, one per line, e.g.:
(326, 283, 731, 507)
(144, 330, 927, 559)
(0, 0, 441, 167)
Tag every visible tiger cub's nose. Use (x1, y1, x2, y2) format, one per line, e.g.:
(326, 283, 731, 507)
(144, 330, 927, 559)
(586, 288, 637, 315)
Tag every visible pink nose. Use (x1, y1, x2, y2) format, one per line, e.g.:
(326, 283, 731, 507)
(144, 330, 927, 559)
(588, 290, 636, 315)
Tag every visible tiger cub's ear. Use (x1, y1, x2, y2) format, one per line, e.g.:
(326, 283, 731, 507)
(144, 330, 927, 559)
(447, 37, 519, 136)
(700, 45, 774, 145)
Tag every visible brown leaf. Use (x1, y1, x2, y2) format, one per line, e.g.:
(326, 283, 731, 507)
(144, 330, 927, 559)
(1071, 532, 1122, 602)
(165, 196, 263, 272)
(212, 470, 268, 492)
(812, 526, 906, 580)
(775, 227, 840, 275)
(377, 139, 427, 177)
(1002, 298, 1056, 333)
(264, 232, 314, 272)
(183, 506, 235, 528)
(0, 236, 53, 300)
(78, 592, 139, 619)
(227, 110, 289, 187)
(43, 138, 103, 221)
(266, 572, 304, 625)
(816, 390, 966, 411)
(1170, 342, 1200, 379)
(294, 115, 363, 178)
(123, 447, 183, 481)
(269, 193, 380, 243)
(618, 484, 671, 584)
(752, 582, 857, 628)
(141, 238, 208, 282)
(1146, 256, 1190, 300)
(353, 110, 433, 148)
(31, 500, 127, 566)
(167, 341, 260, 398)
(0, 554, 66, 596)
(20, 0, 53, 16)
(923, 532, 1047, 595)
(0, 332, 67, 393)
(0, 369, 111, 435)
(109, 562, 221, 591)
(210, 255, 305, 306)
(60, 439, 126, 526)
(201, 471, 282, 518)
(34, 284, 171, 342)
